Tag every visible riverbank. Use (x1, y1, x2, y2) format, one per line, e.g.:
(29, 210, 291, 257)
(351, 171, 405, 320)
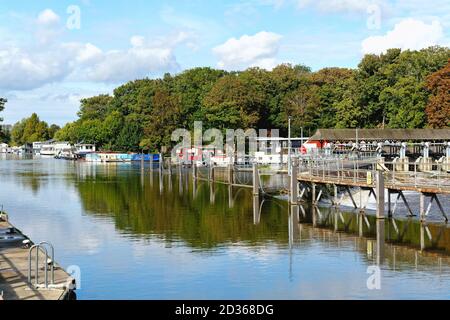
(0, 215, 76, 300)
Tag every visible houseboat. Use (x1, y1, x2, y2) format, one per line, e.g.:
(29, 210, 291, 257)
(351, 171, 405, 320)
(85, 153, 134, 163)
(41, 142, 72, 157)
(0, 143, 9, 153)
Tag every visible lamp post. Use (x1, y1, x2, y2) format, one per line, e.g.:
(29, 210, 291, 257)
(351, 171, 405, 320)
(288, 116, 292, 176)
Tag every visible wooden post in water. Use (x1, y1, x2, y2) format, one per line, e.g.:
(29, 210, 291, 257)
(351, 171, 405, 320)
(209, 159, 214, 182)
(290, 157, 298, 205)
(159, 153, 163, 173)
(253, 163, 259, 196)
(420, 193, 426, 222)
(150, 154, 153, 172)
(376, 170, 385, 219)
(333, 184, 338, 207)
(227, 163, 233, 185)
(168, 156, 172, 175)
(312, 183, 316, 205)
(192, 162, 198, 181)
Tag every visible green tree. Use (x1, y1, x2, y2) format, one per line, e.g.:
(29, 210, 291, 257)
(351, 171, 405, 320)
(0, 98, 6, 123)
(142, 87, 181, 151)
(78, 95, 113, 121)
(380, 76, 428, 128)
(202, 75, 263, 130)
(0, 98, 8, 143)
(47, 124, 61, 139)
(11, 113, 50, 145)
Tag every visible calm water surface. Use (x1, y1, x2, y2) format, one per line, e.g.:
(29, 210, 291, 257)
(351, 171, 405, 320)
(0, 157, 449, 300)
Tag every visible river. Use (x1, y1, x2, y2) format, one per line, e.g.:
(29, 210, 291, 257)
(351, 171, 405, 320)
(0, 157, 449, 299)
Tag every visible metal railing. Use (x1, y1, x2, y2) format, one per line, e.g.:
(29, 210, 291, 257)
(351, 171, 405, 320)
(296, 157, 450, 193)
(28, 241, 55, 289)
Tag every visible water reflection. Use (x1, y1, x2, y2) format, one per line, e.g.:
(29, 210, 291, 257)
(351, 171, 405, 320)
(1, 159, 450, 299)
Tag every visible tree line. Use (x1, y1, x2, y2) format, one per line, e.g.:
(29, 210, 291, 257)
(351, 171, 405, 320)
(2, 46, 449, 151)
(8, 113, 60, 146)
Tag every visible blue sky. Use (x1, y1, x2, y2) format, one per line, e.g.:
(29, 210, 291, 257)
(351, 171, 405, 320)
(0, 0, 449, 125)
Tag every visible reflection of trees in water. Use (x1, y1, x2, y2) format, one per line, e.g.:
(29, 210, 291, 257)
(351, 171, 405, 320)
(76, 171, 289, 249)
(15, 172, 49, 194)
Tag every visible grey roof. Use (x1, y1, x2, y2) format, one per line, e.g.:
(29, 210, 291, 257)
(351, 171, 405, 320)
(310, 129, 450, 141)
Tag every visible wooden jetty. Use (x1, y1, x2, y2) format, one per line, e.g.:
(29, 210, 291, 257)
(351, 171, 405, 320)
(290, 157, 450, 222)
(0, 216, 76, 300)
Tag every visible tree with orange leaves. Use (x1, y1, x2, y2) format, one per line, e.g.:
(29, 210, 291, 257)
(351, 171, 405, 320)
(425, 60, 450, 128)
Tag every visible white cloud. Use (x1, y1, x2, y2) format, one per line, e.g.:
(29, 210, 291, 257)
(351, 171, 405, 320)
(0, 46, 72, 90)
(82, 44, 179, 83)
(296, 0, 386, 13)
(0, 8, 200, 91)
(37, 9, 60, 26)
(361, 18, 445, 54)
(213, 31, 282, 70)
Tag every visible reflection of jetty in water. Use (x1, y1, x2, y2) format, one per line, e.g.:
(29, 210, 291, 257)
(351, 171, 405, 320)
(74, 162, 450, 273)
(282, 204, 450, 269)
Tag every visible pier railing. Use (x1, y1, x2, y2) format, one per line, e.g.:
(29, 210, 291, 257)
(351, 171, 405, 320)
(296, 157, 450, 193)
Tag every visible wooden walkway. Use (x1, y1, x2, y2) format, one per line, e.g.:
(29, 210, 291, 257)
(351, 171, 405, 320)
(297, 169, 450, 195)
(0, 220, 74, 300)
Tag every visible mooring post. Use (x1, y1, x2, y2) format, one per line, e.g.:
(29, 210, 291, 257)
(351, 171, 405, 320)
(159, 153, 163, 173)
(227, 163, 233, 185)
(168, 156, 172, 175)
(333, 184, 338, 207)
(312, 183, 316, 205)
(387, 189, 392, 217)
(253, 163, 260, 196)
(193, 162, 198, 181)
(420, 193, 426, 222)
(290, 157, 298, 205)
(208, 159, 213, 182)
(150, 154, 154, 172)
(376, 170, 385, 219)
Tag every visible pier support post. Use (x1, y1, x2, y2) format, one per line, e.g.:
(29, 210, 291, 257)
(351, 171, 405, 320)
(376, 171, 385, 219)
(420, 193, 426, 222)
(193, 162, 198, 181)
(253, 163, 260, 196)
(227, 163, 234, 185)
(150, 155, 153, 172)
(387, 189, 392, 217)
(159, 153, 163, 173)
(312, 183, 316, 205)
(333, 184, 338, 207)
(290, 157, 298, 204)
(253, 195, 261, 225)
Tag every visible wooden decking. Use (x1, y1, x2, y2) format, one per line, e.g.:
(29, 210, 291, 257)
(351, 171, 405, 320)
(0, 220, 74, 300)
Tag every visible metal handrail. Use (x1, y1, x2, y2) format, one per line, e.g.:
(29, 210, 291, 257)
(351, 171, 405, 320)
(28, 241, 55, 289)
